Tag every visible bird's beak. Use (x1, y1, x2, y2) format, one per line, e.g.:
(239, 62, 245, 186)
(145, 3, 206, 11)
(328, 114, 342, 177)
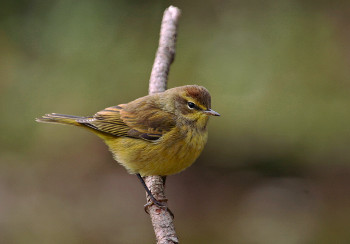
(203, 109, 220, 116)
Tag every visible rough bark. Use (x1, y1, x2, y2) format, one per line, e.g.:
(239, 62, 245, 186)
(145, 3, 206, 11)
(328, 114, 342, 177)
(148, 6, 181, 95)
(145, 5, 181, 244)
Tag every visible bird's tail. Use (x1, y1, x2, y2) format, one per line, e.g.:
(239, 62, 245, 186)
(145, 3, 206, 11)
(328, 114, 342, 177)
(36, 113, 84, 126)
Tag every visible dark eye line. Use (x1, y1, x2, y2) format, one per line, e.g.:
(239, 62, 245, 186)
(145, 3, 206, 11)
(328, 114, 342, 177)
(187, 101, 202, 111)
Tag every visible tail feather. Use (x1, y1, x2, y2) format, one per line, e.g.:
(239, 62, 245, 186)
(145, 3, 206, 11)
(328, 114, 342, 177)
(36, 113, 86, 126)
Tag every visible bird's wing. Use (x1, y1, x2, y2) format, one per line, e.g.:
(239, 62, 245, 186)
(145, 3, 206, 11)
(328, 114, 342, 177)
(78, 105, 130, 137)
(119, 99, 176, 138)
(78, 103, 175, 141)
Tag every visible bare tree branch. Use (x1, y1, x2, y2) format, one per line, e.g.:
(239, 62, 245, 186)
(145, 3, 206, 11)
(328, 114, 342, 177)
(149, 6, 181, 95)
(145, 5, 181, 244)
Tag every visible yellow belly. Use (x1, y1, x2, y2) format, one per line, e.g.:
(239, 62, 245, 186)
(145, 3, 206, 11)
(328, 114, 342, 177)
(102, 127, 208, 176)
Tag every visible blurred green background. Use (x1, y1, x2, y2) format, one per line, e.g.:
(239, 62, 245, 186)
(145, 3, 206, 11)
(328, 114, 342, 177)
(1, 0, 350, 243)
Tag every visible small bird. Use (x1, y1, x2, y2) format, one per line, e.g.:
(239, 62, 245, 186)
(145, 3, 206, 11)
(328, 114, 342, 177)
(36, 85, 219, 207)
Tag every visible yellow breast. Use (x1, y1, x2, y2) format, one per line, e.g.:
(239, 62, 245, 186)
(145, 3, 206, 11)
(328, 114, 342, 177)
(102, 126, 208, 176)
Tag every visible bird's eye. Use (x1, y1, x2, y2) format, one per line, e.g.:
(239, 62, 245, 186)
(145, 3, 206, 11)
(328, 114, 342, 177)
(187, 102, 195, 109)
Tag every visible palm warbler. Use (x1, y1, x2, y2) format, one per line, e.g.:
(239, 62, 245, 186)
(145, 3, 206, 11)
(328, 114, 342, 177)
(36, 85, 219, 206)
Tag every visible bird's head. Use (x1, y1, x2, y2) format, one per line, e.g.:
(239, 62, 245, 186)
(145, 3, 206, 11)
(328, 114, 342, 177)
(162, 85, 220, 129)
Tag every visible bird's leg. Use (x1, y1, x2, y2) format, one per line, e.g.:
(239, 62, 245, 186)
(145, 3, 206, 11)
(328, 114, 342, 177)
(136, 173, 166, 207)
(136, 174, 174, 218)
(162, 176, 167, 186)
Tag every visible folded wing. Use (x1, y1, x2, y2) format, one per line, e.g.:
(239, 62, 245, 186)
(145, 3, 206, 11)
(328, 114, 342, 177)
(78, 101, 176, 141)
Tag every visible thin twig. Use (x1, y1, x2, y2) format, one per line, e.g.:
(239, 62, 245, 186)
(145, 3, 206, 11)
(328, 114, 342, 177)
(149, 6, 181, 95)
(145, 5, 181, 244)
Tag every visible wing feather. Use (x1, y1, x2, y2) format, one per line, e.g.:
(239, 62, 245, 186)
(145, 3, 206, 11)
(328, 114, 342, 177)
(78, 99, 176, 142)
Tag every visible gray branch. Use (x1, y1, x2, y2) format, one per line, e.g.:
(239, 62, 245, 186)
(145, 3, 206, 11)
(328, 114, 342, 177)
(149, 6, 181, 95)
(145, 5, 181, 244)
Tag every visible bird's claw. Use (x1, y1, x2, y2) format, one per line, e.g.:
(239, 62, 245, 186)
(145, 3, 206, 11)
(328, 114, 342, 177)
(144, 198, 174, 219)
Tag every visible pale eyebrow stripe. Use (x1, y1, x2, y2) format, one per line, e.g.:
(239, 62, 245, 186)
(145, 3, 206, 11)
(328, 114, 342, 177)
(184, 96, 207, 110)
(196, 104, 206, 110)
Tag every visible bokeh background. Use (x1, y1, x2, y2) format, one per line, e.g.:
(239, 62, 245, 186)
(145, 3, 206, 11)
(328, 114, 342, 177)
(1, 0, 350, 243)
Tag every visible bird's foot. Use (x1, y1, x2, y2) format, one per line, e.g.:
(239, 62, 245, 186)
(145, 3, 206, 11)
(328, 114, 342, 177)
(144, 198, 174, 219)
